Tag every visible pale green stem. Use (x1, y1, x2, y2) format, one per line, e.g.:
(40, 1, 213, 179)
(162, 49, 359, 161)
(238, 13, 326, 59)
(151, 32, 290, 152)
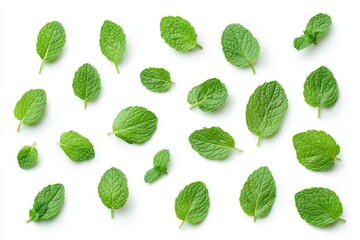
(250, 64, 256, 75)
(111, 209, 114, 219)
(115, 63, 120, 74)
(257, 134, 262, 147)
(338, 217, 346, 223)
(84, 100, 87, 109)
(335, 156, 341, 161)
(195, 42, 203, 49)
(107, 132, 114, 136)
(26, 219, 31, 223)
(233, 147, 244, 152)
(253, 215, 257, 222)
(39, 60, 45, 74)
(17, 121, 22, 132)
(189, 103, 198, 110)
(31, 142, 36, 148)
(317, 107, 321, 118)
(179, 220, 186, 229)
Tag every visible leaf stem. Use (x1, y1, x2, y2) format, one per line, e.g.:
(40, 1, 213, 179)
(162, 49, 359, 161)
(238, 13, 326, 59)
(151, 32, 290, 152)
(256, 134, 262, 147)
(195, 42, 203, 49)
(115, 63, 120, 74)
(26, 218, 31, 223)
(189, 103, 198, 110)
(337, 217, 346, 223)
(317, 107, 321, 118)
(253, 215, 257, 222)
(17, 121, 22, 132)
(233, 147, 244, 152)
(249, 64, 256, 74)
(111, 208, 114, 219)
(335, 156, 341, 161)
(107, 132, 114, 136)
(31, 142, 37, 148)
(84, 100, 87, 109)
(39, 60, 45, 74)
(179, 220, 186, 229)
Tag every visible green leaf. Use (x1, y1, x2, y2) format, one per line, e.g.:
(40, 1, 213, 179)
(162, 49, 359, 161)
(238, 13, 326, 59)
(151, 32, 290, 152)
(175, 181, 210, 228)
(98, 167, 129, 218)
(187, 78, 228, 112)
(239, 166, 276, 222)
(189, 126, 242, 160)
(36, 21, 66, 74)
(221, 23, 260, 74)
(14, 89, 47, 132)
(294, 13, 332, 50)
(246, 81, 288, 146)
(58, 130, 95, 161)
(303, 66, 339, 118)
(295, 187, 345, 227)
(160, 16, 202, 52)
(100, 20, 126, 73)
(27, 183, 65, 223)
(144, 149, 170, 183)
(108, 106, 158, 144)
(17, 142, 38, 169)
(72, 63, 101, 109)
(293, 130, 340, 171)
(140, 67, 174, 93)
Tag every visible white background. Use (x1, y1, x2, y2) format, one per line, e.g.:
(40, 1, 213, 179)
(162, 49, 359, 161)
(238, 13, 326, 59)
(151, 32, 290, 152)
(0, 0, 358, 239)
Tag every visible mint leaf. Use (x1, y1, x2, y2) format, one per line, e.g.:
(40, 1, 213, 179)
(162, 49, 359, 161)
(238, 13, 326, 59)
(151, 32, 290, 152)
(58, 130, 95, 161)
(187, 78, 228, 112)
(293, 130, 340, 171)
(17, 142, 38, 169)
(221, 23, 260, 74)
(294, 13, 332, 50)
(72, 63, 101, 109)
(175, 181, 210, 228)
(144, 149, 170, 183)
(239, 166, 276, 222)
(189, 126, 242, 160)
(295, 187, 345, 227)
(36, 21, 66, 74)
(160, 16, 202, 52)
(108, 106, 158, 144)
(303, 66, 339, 118)
(98, 167, 129, 218)
(100, 20, 126, 73)
(27, 183, 65, 223)
(14, 89, 47, 132)
(140, 67, 174, 93)
(246, 81, 288, 146)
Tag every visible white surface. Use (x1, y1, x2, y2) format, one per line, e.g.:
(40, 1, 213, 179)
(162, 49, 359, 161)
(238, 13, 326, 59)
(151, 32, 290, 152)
(0, 0, 358, 239)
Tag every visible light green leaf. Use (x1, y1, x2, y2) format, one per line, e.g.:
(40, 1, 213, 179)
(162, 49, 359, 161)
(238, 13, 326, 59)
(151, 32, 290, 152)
(144, 168, 162, 183)
(221, 23, 260, 74)
(187, 78, 228, 112)
(108, 106, 158, 144)
(36, 21, 66, 74)
(72, 63, 101, 109)
(293, 130, 340, 171)
(27, 184, 65, 223)
(295, 187, 345, 227)
(100, 20, 126, 73)
(17, 142, 38, 169)
(98, 167, 129, 218)
(175, 181, 210, 228)
(239, 166, 276, 222)
(58, 130, 95, 161)
(303, 66, 339, 118)
(140, 67, 174, 93)
(293, 35, 313, 51)
(246, 81, 288, 146)
(14, 89, 47, 132)
(189, 126, 242, 160)
(160, 16, 202, 52)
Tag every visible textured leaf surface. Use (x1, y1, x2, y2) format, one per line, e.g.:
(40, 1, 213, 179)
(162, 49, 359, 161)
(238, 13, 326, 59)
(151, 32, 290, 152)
(295, 187, 345, 227)
(240, 166, 276, 221)
(36, 21, 66, 73)
(303, 66, 339, 118)
(17, 142, 38, 169)
(58, 130, 95, 161)
(72, 63, 101, 109)
(14, 89, 47, 132)
(27, 184, 65, 222)
(160, 16, 202, 52)
(221, 23, 260, 74)
(189, 127, 241, 160)
(144, 149, 170, 183)
(294, 13, 332, 50)
(98, 167, 129, 218)
(187, 78, 228, 112)
(293, 130, 340, 171)
(140, 67, 174, 93)
(175, 181, 210, 228)
(109, 106, 158, 144)
(246, 81, 288, 146)
(100, 20, 126, 73)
